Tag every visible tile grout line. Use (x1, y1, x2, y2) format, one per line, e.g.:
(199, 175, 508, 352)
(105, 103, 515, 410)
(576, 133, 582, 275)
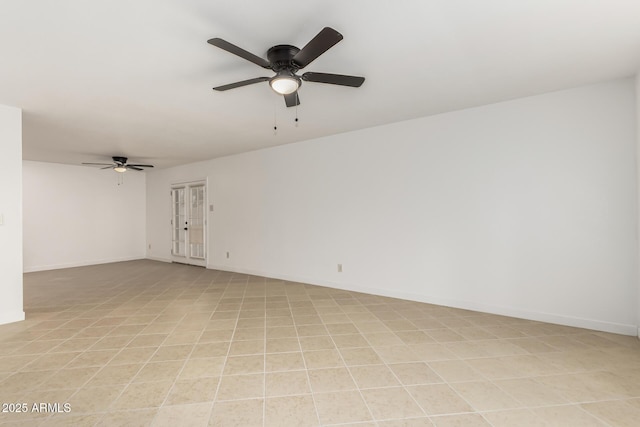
(150, 267, 223, 425)
(202, 272, 247, 425)
(347, 302, 430, 424)
(290, 289, 323, 427)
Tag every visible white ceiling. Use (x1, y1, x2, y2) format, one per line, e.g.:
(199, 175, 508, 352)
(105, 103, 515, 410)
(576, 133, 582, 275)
(2, 1, 640, 169)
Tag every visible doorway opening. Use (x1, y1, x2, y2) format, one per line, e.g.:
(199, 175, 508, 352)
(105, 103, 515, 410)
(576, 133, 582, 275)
(171, 181, 207, 267)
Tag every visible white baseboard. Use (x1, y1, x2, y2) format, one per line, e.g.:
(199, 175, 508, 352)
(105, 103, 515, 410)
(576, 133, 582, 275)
(207, 264, 638, 336)
(0, 310, 25, 325)
(23, 256, 146, 273)
(146, 256, 172, 263)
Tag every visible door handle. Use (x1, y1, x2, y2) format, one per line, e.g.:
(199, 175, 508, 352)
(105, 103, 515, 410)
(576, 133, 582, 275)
(184, 227, 188, 230)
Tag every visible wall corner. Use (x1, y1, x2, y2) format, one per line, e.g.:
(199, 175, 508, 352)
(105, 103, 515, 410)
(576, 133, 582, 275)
(635, 73, 640, 339)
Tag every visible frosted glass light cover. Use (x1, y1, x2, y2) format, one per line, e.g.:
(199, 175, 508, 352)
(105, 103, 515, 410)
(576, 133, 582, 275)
(270, 77, 299, 95)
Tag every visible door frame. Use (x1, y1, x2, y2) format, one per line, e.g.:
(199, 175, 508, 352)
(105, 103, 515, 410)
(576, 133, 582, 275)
(170, 179, 207, 267)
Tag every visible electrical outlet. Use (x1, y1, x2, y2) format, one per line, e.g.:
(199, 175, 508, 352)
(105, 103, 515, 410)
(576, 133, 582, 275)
(337, 264, 342, 273)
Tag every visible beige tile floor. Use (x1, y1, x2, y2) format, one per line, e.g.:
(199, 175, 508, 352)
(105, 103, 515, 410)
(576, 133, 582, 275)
(0, 260, 639, 426)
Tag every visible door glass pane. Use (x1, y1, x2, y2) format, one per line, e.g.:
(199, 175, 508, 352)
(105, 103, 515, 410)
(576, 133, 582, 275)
(189, 185, 205, 259)
(171, 188, 186, 256)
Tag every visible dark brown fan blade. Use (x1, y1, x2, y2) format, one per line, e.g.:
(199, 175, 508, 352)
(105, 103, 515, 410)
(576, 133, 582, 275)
(301, 72, 365, 87)
(284, 92, 300, 108)
(213, 77, 270, 91)
(127, 164, 154, 168)
(127, 166, 144, 171)
(100, 166, 113, 170)
(208, 38, 271, 69)
(82, 162, 114, 166)
(292, 27, 343, 69)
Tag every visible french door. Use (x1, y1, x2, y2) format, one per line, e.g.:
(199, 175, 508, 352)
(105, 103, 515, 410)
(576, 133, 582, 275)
(171, 181, 206, 267)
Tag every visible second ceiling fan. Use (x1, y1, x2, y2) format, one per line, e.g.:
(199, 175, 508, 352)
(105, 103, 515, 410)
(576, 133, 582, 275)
(208, 27, 365, 107)
(82, 156, 154, 173)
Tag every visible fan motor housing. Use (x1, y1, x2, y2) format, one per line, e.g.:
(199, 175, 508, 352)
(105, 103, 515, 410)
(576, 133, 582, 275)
(267, 45, 300, 72)
(112, 156, 127, 164)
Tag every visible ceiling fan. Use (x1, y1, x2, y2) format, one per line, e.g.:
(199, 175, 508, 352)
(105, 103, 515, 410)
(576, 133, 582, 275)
(208, 27, 365, 107)
(82, 156, 154, 173)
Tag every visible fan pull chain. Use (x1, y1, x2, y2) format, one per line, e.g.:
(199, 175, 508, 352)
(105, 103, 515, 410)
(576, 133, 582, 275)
(295, 98, 299, 127)
(273, 98, 278, 135)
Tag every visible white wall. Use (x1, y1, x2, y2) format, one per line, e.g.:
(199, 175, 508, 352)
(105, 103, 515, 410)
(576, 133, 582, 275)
(0, 104, 24, 325)
(23, 161, 146, 272)
(147, 78, 638, 335)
